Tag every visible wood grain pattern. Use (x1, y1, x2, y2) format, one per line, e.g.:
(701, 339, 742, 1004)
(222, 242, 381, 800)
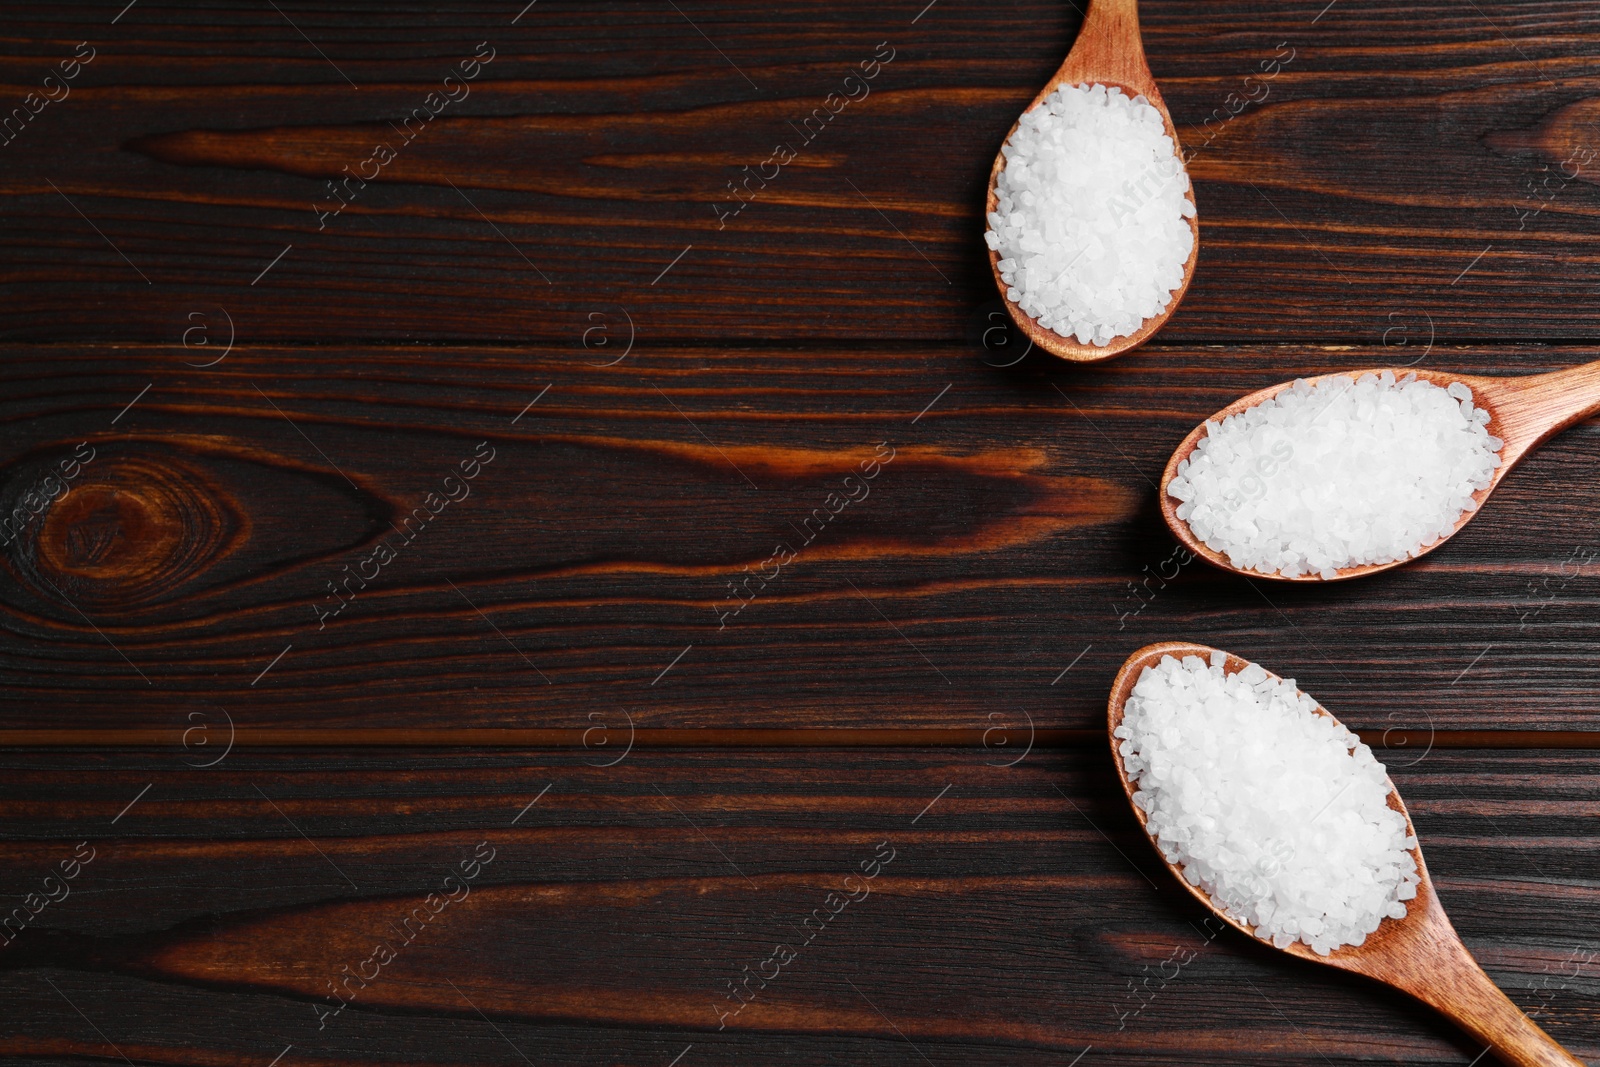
(0, 746, 1596, 1065)
(6, 2, 1600, 343)
(2, 344, 1600, 731)
(5, 4, 1600, 1067)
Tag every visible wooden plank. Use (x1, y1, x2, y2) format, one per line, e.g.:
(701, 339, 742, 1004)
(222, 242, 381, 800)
(5, 2, 1600, 343)
(1, 343, 1598, 731)
(0, 746, 1594, 1065)
(8, 727, 1600, 749)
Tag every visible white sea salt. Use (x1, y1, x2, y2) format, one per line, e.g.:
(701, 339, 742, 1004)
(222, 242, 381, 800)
(985, 83, 1195, 347)
(1167, 371, 1503, 578)
(1115, 651, 1420, 956)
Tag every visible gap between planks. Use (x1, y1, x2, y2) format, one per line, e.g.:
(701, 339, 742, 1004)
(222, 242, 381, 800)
(6, 340, 1600, 352)
(1, 728, 1599, 749)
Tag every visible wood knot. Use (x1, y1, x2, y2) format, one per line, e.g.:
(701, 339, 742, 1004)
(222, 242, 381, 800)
(2, 443, 239, 612)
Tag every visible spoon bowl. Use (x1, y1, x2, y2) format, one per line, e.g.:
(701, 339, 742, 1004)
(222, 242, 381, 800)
(985, 0, 1199, 362)
(1160, 361, 1600, 581)
(1107, 641, 1586, 1067)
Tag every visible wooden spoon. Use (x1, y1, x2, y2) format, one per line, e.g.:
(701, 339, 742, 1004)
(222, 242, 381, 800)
(1107, 641, 1586, 1067)
(1160, 362, 1600, 581)
(984, 0, 1199, 363)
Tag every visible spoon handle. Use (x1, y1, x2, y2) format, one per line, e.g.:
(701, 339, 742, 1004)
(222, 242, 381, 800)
(1498, 359, 1600, 458)
(1081, 0, 1141, 33)
(1406, 942, 1586, 1067)
(1059, 0, 1151, 93)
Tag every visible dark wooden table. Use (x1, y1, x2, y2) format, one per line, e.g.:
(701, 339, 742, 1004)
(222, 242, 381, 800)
(3, 2, 1599, 1064)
